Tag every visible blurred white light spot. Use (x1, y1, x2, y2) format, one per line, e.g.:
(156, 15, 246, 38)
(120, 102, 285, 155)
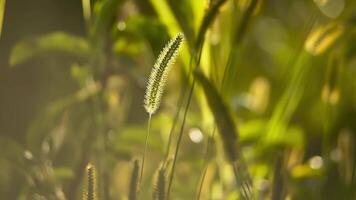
(189, 128, 203, 143)
(117, 21, 126, 31)
(24, 150, 33, 160)
(309, 156, 323, 169)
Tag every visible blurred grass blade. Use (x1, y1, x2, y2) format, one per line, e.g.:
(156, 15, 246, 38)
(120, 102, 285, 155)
(266, 12, 318, 140)
(222, 0, 260, 95)
(194, 70, 253, 198)
(9, 32, 90, 66)
(91, 0, 124, 41)
(0, 137, 26, 167)
(266, 52, 310, 140)
(82, 0, 92, 25)
(0, 0, 5, 39)
(305, 22, 344, 55)
(322, 51, 342, 105)
(166, 0, 195, 46)
(149, 0, 190, 72)
(195, 0, 227, 50)
(129, 159, 139, 200)
(148, 0, 184, 43)
(194, 70, 238, 162)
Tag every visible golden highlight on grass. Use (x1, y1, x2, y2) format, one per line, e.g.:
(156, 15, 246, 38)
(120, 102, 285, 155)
(305, 22, 344, 55)
(84, 163, 96, 200)
(144, 32, 184, 115)
(0, 0, 5, 39)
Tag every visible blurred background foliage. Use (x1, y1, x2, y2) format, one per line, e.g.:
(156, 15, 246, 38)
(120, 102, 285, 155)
(0, 0, 355, 199)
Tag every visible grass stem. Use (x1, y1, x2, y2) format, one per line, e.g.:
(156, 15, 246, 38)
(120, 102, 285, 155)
(140, 114, 152, 186)
(166, 79, 196, 199)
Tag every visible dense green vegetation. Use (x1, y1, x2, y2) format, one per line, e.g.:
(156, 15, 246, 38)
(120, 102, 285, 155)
(0, 0, 355, 199)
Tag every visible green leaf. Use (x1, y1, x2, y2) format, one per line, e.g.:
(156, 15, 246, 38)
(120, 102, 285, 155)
(194, 70, 239, 162)
(9, 32, 90, 66)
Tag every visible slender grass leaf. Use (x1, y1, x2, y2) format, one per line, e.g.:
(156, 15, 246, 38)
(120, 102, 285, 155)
(194, 70, 238, 162)
(149, 0, 190, 72)
(9, 32, 90, 66)
(82, 0, 92, 25)
(128, 159, 139, 200)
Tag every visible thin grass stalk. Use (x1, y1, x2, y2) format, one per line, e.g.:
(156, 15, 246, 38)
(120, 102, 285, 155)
(195, 0, 227, 50)
(221, 0, 259, 94)
(196, 163, 209, 200)
(232, 164, 249, 200)
(165, 0, 229, 196)
(163, 46, 198, 166)
(165, 32, 202, 200)
(166, 79, 196, 199)
(271, 155, 284, 200)
(142, 33, 184, 189)
(197, 1, 260, 198)
(196, 128, 216, 200)
(139, 114, 152, 185)
(163, 89, 184, 163)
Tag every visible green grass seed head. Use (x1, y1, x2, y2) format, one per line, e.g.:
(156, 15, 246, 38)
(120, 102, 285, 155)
(84, 163, 96, 200)
(144, 33, 184, 115)
(129, 159, 140, 200)
(153, 167, 166, 200)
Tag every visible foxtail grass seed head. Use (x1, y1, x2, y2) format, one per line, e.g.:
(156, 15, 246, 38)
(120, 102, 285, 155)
(129, 159, 140, 200)
(153, 167, 166, 200)
(144, 33, 184, 115)
(85, 163, 96, 200)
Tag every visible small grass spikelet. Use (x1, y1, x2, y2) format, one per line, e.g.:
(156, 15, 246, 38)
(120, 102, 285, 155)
(129, 159, 140, 200)
(153, 167, 166, 200)
(84, 163, 97, 200)
(144, 32, 184, 115)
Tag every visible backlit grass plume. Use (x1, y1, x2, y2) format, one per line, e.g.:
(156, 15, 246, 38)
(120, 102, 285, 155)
(144, 32, 184, 115)
(140, 33, 184, 185)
